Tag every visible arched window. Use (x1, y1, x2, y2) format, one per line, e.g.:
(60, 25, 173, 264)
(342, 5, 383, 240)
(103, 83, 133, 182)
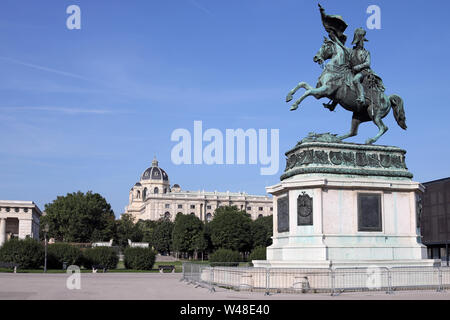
(164, 188, 167, 194)
(143, 188, 147, 200)
(258, 214, 263, 218)
(136, 190, 141, 199)
(190, 212, 195, 215)
(164, 212, 171, 220)
(206, 213, 212, 222)
(154, 187, 159, 194)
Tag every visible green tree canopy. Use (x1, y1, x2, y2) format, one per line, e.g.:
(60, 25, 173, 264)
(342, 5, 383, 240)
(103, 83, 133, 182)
(209, 206, 252, 253)
(172, 213, 206, 257)
(41, 191, 115, 243)
(135, 219, 157, 244)
(251, 215, 273, 248)
(115, 213, 144, 247)
(152, 218, 174, 254)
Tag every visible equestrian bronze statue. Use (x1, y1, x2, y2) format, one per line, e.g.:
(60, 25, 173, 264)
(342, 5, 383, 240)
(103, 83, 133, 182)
(286, 4, 406, 144)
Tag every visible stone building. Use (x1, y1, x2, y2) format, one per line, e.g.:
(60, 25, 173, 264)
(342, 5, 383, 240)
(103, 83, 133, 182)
(420, 177, 450, 263)
(0, 200, 43, 246)
(125, 158, 273, 222)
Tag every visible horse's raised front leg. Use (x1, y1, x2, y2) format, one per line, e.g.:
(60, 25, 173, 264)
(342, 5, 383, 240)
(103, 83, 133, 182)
(290, 85, 329, 111)
(366, 115, 388, 144)
(286, 82, 314, 102)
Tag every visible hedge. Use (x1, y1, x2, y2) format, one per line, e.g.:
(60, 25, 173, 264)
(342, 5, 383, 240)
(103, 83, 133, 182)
(209, 248, 241, 267)
(248, 246, 266, 264)
(0, 238, 44, 269)
(47, 243, 82, 269)
(82, 247, 118, 269)
(123, 247, 156, 270)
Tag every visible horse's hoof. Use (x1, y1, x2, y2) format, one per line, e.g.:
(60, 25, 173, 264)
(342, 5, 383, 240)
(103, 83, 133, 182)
(290, 105, 298, 111)
(286, 95, 293, 102)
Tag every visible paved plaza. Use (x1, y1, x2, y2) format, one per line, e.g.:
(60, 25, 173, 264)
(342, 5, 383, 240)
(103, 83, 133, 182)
(0, 273, 450, 300)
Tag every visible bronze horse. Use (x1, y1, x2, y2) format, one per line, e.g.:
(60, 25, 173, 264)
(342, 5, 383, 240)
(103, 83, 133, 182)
(286, 37, 406, 144)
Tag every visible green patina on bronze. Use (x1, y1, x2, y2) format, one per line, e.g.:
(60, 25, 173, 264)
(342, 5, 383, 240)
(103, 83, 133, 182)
(285, 4, 407, 145)
(281, 133, 413, 181)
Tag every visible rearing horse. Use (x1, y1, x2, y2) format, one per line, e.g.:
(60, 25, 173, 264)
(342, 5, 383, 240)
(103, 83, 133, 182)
(285, 37, 407, 144)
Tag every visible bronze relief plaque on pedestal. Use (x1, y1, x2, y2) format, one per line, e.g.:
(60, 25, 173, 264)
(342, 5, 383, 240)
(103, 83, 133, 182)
(298, 192, 313, 226)
(277, 195, 289, 233)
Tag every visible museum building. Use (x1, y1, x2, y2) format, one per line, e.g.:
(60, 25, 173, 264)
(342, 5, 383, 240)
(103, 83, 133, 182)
(124, 158, 273, 222)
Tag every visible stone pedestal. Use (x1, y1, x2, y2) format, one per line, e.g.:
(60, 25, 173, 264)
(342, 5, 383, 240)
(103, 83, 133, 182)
(253, 136, 439, 268)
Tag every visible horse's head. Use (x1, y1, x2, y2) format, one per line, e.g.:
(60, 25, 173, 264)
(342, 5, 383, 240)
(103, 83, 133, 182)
(313, 37, 335, 65)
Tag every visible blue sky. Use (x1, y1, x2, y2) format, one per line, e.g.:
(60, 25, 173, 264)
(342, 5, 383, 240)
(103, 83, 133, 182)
(0, 0, 449, 217)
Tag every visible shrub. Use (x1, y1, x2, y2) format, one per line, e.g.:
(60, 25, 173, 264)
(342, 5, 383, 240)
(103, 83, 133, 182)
(123, 247, 156, 270)
(249, 246, 266, 264)
(47, 243, 82, 269)
(209, 248, 241, 267)
(0, 238, 44, 269)
(82, 247, 118, 269)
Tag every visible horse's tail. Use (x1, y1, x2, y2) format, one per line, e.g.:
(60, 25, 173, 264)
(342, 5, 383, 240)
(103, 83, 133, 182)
(390, 94, 407, 130)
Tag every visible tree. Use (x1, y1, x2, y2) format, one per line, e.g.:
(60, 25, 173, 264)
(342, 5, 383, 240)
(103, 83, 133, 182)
(41, 191, 116, 243)
(136, 220, 157, 244)
(172, 213, 206, 259)
(152, 218, 174, 254)
(251, 215, 273, 248)
(115, 213, 143, 247)
(209, 206, 252, 254)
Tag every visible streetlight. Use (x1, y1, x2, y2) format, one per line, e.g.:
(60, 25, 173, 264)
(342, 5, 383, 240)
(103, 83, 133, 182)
(43, 223, 49, 273)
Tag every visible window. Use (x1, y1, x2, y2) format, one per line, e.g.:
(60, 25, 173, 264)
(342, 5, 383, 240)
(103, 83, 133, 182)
(164, 188, 167, 194)
(259, 207, 263, 211)
(165, 204, 170, 208)
(206, 213, 213, 222)
(207, 205, 211, 209)
(143, 188, 147, 200)
(358, 193, 382, 232)
(178, 204, 183, 209)
(164, 212, 171, 219)
(154, 187, 159, 194)
(14, 208, 19, 213)
(190, 212, 195, 215)
(247, 207, 252, 211)
(5, 207, 10, 212)
(190, 205, 195, 209)
(258, 214, 263, 218)
(24, 208, 28, 213)
(270, 207, 273, 211)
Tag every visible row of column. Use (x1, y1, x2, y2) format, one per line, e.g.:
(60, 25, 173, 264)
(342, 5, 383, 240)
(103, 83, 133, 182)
(0, 218, 6, 246)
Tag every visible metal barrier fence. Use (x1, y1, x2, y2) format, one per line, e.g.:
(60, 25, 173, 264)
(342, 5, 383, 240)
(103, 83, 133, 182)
(182, 262, 450, 295)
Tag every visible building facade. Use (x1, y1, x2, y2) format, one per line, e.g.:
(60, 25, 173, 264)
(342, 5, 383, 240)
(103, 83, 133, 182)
(420, 177, 450, 263)
(0, 200, 43, 246)
(125, 158, 273, 222)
